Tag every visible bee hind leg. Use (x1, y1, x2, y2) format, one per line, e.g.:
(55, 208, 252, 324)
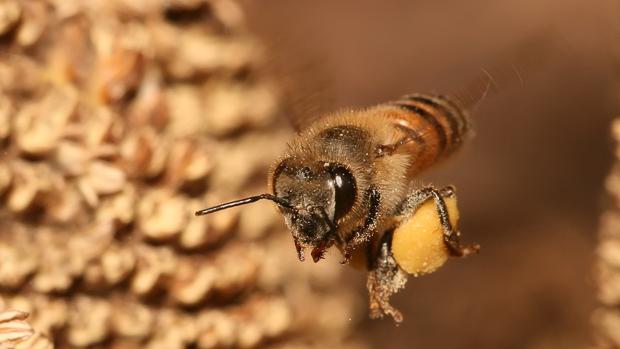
(400, 186, 480, 257)
(367, 230, 407, 323)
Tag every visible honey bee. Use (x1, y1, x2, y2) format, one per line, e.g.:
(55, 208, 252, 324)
(195, 88, 482, 319)
(195, 50, 537, 321)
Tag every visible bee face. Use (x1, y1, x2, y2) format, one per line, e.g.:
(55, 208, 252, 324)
(272, 158, 357, 260)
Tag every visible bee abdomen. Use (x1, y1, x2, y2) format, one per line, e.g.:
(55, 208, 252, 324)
(405, 94, 469, 150)
(385, 94, 469, 168)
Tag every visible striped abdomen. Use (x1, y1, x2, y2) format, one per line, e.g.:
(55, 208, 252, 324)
(382, 93, 470, 175)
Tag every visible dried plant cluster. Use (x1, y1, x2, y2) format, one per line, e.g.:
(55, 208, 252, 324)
(0, 1, 363, 348)
(593, 119, 620, 348)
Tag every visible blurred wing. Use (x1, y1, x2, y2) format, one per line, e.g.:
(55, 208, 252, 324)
(260, 40, 336, 132)
(448, 32, 558, 111)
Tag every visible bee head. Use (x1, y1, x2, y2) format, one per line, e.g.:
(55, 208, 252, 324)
(194, 158, 356, 263)
(270, 158, 357, 262)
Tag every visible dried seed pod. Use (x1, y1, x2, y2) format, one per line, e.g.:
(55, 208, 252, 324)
(15, 0, 47, 47)
(69, 223, 115, 269)
(0, 239, 38, 289)
(100, 244, 136, 286)
(96, 185, 138, 229)
(0, 0, 21, 36)
(153, 28, 257, 80)
(165, 139, 213, 190)
(84, 161, 127, 195)
(6, 295, 67, 338)
(212, 245, 260, 297)
(120, 127, 168, 178)
(55, 141, 90, 177)
(179, 201, 238, 250)
(138, 189, 188, 242)
(32, 224, 113, 293)
(75, 106, 124, 150)
(0, 309, 34, 347)
(82, 262, 107, 290)
(202, 83, 277, 137)
(196, 310, 236, 349)
(96, 47, 144, 104)
(45, 180, 85, 224)
(31, 255, 74, 294)
(7, 162, 53, 214)
(111, 301, 155, 340)
(128, 71, 168, 130)
(170, 259, 217, 306)
(45, 17, 93, 86)
(131, 246, 178, 297)
(147, 310, 197, 349)
(13, 88, 77, 157)
(0, 56, 42, 95)
(67, 296, 112, 347)
(77, 177, 99, 208)
(178, 219, 211, 250)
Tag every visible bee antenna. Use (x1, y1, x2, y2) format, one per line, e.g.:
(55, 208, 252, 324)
(195, 193, 297, 216)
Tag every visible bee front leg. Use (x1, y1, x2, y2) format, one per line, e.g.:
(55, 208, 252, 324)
(367, 230, 407, 323)
(400, 186, 480, 257)
(341, 187, 381, 263)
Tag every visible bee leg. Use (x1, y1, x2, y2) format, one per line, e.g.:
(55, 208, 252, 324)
(367, 230, 407, 323)
(342, 187, 381, 260)
(294, 239, 305, 262)
(402, 186, 480, 257)
(375, 125, 423, 157)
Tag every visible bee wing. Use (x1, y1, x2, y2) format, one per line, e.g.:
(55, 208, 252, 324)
(448, 32, 557, 111)
(278, 60, 336, 132)
(261, 41, 336, 132)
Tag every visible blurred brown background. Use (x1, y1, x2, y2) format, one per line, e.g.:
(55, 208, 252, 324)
(242, 0, 619, 348)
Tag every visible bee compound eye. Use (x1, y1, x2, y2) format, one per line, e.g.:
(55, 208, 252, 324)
(330, 166, 356, 221)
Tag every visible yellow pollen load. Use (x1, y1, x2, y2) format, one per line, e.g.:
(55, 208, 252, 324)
(392, 196, 459, 276)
